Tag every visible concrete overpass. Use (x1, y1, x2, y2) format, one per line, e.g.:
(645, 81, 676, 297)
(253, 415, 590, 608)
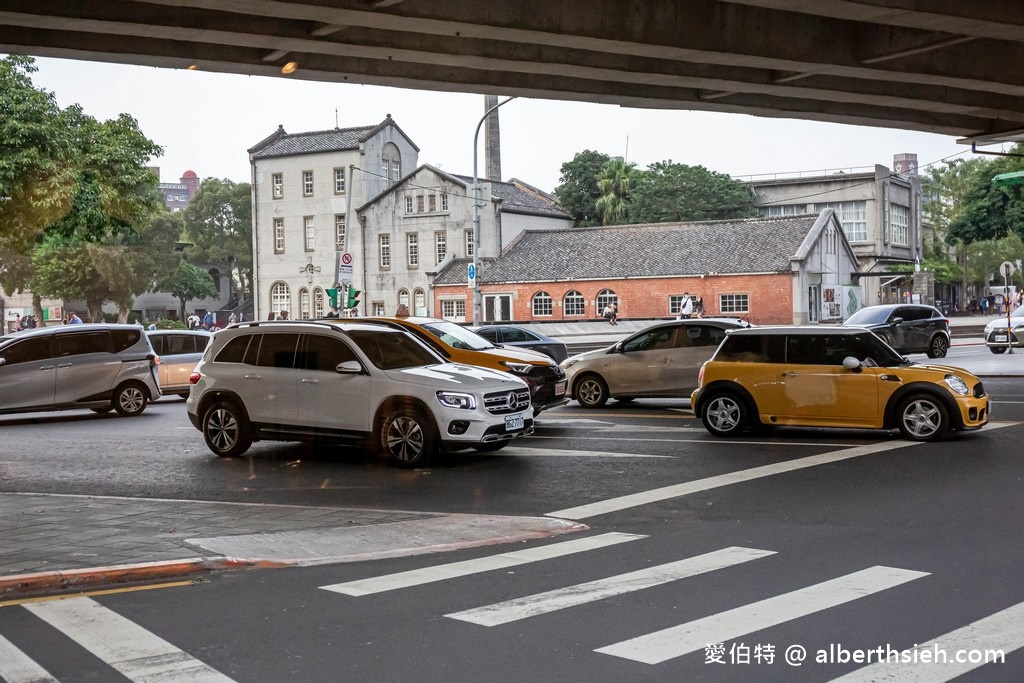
(2, 1, 1023, 146)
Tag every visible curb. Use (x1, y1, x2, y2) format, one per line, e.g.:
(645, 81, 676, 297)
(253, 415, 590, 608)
(0, 557, 290, 600)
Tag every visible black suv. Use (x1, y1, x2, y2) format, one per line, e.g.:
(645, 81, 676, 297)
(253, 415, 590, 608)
(843, 304, 950, 358)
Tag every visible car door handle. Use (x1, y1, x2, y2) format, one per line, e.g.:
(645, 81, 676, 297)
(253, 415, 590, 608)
(40, 365, 55, 371)
(244, 374, 262, 380)
(57, 362, 73, 368)
(301, 378, 319, 384)
(780, 371, 798, 377)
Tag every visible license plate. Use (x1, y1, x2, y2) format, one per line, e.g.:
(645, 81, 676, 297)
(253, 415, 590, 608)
(994, 334, 1008, 342)
(505, 414, 524, 431)
(555, 380, 567, 397)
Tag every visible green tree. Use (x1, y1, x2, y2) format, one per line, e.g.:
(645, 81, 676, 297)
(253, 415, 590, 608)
(31, 235, 107, 322)
(626, 161, 756, 224)
(553, 150, 610, 226)
(181, 178, 253, 302)
(595, 158, 636, 225)
(947, 145, 1024, 245)
(158, 260, 219, 320)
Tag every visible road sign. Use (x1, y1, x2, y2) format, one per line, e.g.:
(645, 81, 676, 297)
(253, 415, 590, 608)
(467, 262, 476, 289)
(1001, 260, 1016, 279)
(336, 251, 354, 283)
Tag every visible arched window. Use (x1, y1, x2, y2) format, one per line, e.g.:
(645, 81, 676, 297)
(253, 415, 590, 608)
(532, 292, 553, 317)
(563, 290, 585, 317)
(596, 289, 618, 314)
(270, 282, 290, 318)
(299, 288, 311, 319)
(313, 288, 325, 319)
(413, 288, 426, 315)
(398, 289, 410, 307)
(382, 143, 402, 187)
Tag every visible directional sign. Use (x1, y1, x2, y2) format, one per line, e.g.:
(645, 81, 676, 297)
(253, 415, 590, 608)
(467, 262, 476, 289)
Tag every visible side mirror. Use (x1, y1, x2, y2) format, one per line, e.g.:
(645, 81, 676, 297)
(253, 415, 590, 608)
(842, 356, 862, 372)
(890, 317, 904, 325)
(336, 360, 363, 374)
(0, 358, 6, 367)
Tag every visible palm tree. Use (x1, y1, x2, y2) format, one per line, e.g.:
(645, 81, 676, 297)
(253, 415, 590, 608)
(595, 158, 635, 225)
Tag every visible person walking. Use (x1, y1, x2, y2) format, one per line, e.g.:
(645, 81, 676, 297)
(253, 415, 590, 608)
(678, 292, 693, 319)
(68, 311, 83, 324)
(228, 312, 237, 325)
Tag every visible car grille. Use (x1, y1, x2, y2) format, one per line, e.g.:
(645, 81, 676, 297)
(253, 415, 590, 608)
(523, 364, 566, 405)
(484, 388, 531, 414)
(973, 382, 985, 398)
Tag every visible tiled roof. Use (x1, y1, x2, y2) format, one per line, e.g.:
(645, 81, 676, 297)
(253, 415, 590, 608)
(453, 175, 570, 219)
(249, 125, 377, 159)
(433, 215, 820, 285)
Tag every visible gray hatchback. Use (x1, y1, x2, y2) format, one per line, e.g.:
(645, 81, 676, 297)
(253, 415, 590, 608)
(0, 324, 161, 416)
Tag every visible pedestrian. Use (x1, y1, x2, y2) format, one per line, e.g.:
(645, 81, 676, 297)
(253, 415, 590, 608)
(980, 296, 989, 316)
(228, 312, 237, 325)
(68, 311, 83, 324)
(325, 304, 340, 319)
(13, 313, 21, 331)
(278, 309, 289, 320)
(678, 292, 693, 319)
(395, 303, 411, 318)
(203, 311, 214, 330)
(602, 302, 618, 325)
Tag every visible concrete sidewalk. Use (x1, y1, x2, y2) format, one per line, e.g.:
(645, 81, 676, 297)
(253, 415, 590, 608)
(0, 493, 585, 599)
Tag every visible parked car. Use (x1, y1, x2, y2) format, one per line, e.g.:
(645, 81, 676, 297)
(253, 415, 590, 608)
(561, 318, 750, 408)
(359, 317, 568, 416)
(0, 324, 161, 417)
(146, 329, 213, 397)
(186, 320, 533, 466)
(468, 324, 569, 363)
(843, 304, 950, 358)
(691, 326, 988, 441)
(983, 305, 1024, 353)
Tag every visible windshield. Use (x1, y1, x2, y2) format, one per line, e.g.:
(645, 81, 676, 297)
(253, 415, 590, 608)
(421, 321, 494, 351)
(844, 307, 892, 325)
(347, 329, 441, 370)
(860, 332, 912, 366)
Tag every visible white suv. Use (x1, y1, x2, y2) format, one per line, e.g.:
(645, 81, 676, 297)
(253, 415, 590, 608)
(186, 321, 533, 466)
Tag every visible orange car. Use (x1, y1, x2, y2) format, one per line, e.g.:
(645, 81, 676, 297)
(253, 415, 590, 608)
(360, 317, 568, 415)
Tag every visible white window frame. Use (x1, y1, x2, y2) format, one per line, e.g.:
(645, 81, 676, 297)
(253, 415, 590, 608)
(465, 230, 474, 258)
(271, 282, 290, 315)
(302, 170, 314, 197)
(414, 289, 426, 315)
(379, 234, 391, 268)
(299, 288, 311, 319)
(274, 217, 285, 253)
(816, 200, 867, 242)
(563, 291, 585, 317)
(272, 172, 283, 199)
(532, 292, 553, 316)
(889, 203, 910, 246)
(441, 193, 449, 212)
(405, 196, 414, 214)
(407, 233, 419, 267)
(596, 289, 618, 314)
(441, 299, 466, 320)
(720, 293, 749, 313)
(334, 167, 346, 194)
(304, 216, 315, 251)
(335, 214, 345, 251)
(435, 232, 447, 265)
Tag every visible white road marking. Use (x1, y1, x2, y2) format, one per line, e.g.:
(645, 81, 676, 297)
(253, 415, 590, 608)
(596, 566, 929, 665)
(484, 447, 672, 458)
(319, 532, 646, 596)
(831, 600, 1024, 682)
(445, 546, 775, 627)
(24, 597, 235, 682)
(547, 441, 923, 520)
(0, 634, 59, 683)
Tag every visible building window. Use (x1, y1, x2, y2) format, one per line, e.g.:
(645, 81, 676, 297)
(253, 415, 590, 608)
(889, 204, 909, 246)
(313, 289, 325, 318)
(757, 204, 804, 217)
(299, 288, 311, 319)
(563, 290, 585, 316)
(392, 159, 401, 183)
(381, 157, 390, 185)
(274, 217, 285, 254)
(335, 215, 346, 251)
(669, 295, 685, 315)
(272, 172, 283, 199)
(334, 168, 346, 194)
(417, 195, 425, 213)
(428, 194, 437, 213)
(465, 230, 474, 258)
(414, 289, 426, 315)
(532, 292, 553, 316)
(441, 193, 449, 212)
(271, 282, 290, 315)
(405, 196, 414, 214)
(441, 299, 466, 320)
(373, 302, 386, 316)
(302, 170, 314, 197)
(720, 293, 749, 313)
(398, 289, 410, 307)
(435, 232, 447, 264)
(407, 233, 419, 267)
(304, 216, 315, 251)
(815, 200, 867, 242)
(379, 234, 391, 267)
(596, 289, 618, 314)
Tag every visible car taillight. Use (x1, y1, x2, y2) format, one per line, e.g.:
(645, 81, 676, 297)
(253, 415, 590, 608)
(149, 354, 160, 366)
(697, 363, 705, 385)
(189, 371, 202, 384)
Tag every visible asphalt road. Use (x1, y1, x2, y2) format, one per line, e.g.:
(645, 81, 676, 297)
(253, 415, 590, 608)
(0, 356, 1022, 680)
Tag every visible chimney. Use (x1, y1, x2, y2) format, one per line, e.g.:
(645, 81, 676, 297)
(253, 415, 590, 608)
(484, 95, 502, 181)
(893, 153, 918, 176)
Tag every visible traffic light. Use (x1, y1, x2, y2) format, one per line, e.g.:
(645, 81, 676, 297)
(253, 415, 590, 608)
(346, 287, 361, 310)
(326, 288, 339, 308)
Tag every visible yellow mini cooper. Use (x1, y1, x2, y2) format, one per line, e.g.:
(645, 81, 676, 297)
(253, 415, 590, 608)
(691, 326, 989, 441)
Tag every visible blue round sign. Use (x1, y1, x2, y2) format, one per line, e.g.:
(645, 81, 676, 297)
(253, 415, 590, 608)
(467, 263, 476, 280)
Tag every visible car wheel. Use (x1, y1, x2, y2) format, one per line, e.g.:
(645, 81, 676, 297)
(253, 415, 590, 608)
(473, 440, 510, 453)
(991, 346, 1006, 354)
(113, 383, 148, 416)
(896, 394, 949, 442)
(700, 392, 747, 437)
(202, 400, 253, 457)
(380, 407, 438, 467)
(926, 335, 949, 358)
(575, 374, 609, 408)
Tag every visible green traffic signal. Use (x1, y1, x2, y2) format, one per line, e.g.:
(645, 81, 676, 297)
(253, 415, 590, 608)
(326, 288, 339, 308)
(346, 288, 361, 309)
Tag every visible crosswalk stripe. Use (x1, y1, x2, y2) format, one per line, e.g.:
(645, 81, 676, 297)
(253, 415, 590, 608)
(445, 546, 776, 627)
(24, 597, 235, 682)
(319, 532, 646, 596)
(0, 633, 59, 683)
(547, 441, 924, 520)
(830, 600, 1024, 682)
(596, 565, 929, 665)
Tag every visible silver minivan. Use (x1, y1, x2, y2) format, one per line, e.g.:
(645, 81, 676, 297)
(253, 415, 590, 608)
(0, 324, 161, 417)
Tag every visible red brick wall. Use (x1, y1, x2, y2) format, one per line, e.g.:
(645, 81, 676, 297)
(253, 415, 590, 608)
(435, 273, 796, 325)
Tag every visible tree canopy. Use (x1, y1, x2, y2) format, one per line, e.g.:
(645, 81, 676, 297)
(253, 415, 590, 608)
(553, 150, 610, 226)
(182, 178, 253, 300)
(625, 161, 756, 224)
(946, 145, 1024, 245)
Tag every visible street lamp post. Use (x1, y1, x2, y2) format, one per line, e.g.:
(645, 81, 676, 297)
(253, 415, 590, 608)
(472, 96, 515, 324)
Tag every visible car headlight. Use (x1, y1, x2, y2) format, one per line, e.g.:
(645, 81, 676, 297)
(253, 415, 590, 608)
(436, 391, 476, 410)
(500, 361, 533, 375)
(562, 358, 578, 369)
(943, 375, 969, 396)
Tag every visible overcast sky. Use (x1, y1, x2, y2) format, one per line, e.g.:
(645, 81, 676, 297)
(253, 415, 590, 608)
(24, 56, 986, 192)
